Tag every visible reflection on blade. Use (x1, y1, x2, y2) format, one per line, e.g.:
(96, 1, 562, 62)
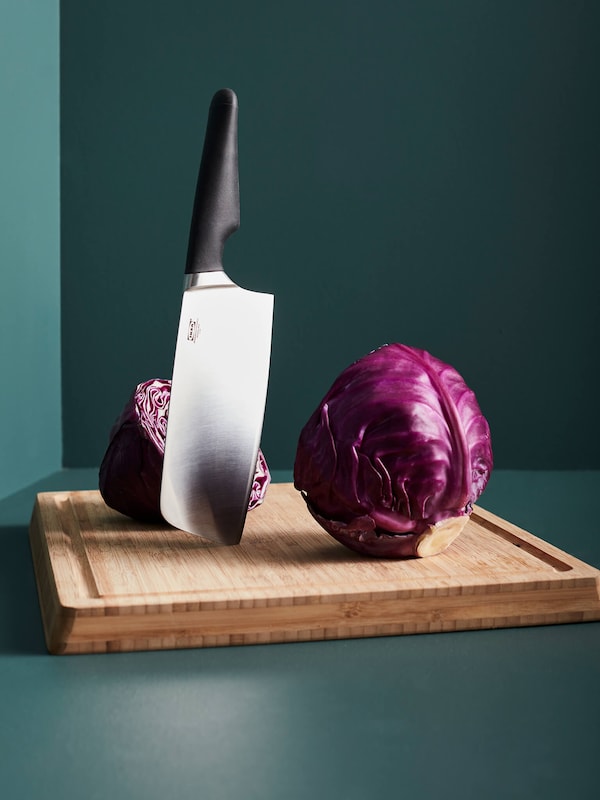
(160, 279, 273, 544)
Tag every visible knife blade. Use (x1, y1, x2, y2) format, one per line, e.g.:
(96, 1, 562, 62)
(160, 88, 273, 544)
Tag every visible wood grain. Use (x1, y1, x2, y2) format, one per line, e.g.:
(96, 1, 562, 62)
(28, 483, 600, 654)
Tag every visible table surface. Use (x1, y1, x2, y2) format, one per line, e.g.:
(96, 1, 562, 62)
(1, 468, 599, 800)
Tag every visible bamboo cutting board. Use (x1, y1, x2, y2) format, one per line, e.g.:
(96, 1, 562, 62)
(29, 483, 600, 654)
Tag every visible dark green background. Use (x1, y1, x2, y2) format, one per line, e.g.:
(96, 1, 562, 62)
(60, 0, 600, 471)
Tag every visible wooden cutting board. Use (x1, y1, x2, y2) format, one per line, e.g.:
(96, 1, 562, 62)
(29, 483, 600, 654)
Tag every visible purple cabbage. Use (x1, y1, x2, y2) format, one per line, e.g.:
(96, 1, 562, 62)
(99, 378, 270, 523)
(293, 344, 493, 558)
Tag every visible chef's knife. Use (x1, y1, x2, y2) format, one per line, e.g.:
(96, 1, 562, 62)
(160, 88, 273, 544)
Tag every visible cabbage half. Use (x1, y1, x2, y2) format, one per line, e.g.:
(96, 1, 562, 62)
(293, 344, 493, 558)
(99, 378, 271, 523)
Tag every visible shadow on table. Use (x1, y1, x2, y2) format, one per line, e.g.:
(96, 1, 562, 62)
(0, 524, 47, 655)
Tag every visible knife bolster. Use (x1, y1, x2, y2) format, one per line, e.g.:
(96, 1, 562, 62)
(184, 271, 236, 291)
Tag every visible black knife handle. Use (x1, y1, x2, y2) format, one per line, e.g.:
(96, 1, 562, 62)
(185, 88, 240, 275)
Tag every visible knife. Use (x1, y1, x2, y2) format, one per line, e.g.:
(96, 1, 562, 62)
(160, 88, 274, 544)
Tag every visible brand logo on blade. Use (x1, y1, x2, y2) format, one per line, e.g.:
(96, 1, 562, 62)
(187, 318, 200, 343)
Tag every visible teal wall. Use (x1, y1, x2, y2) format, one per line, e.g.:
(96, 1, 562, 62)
(0, 1, 61, 499)
(60, 0, 599, 471)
